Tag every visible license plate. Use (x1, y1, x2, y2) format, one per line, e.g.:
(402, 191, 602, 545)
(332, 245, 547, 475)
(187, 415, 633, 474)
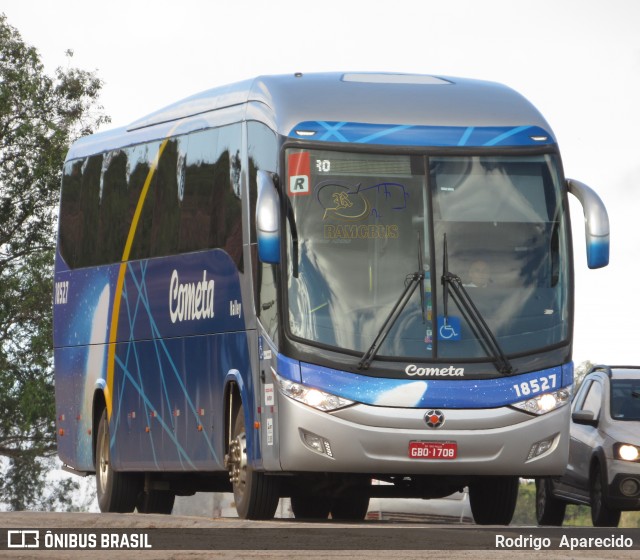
(408, 441, 457, 460)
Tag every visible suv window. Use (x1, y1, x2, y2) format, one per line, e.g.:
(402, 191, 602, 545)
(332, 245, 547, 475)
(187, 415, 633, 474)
(610, 379, 640, 420)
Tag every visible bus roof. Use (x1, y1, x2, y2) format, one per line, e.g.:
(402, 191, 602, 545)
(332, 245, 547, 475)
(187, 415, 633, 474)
(66, 72, 556, 160)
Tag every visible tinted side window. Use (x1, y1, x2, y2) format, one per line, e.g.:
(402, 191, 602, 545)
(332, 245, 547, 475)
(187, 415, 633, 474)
(58, 124, 244, 268)
(212, 124, 242, 269)
(128, 142, 160, 261)
(59, 160, 83, 267)
(150, 138, 181, 258)
(179, 129, 216, 254)
(77, 154, 103, 266)
(177, 125, 243, 267)
(99, 150, 129, 264)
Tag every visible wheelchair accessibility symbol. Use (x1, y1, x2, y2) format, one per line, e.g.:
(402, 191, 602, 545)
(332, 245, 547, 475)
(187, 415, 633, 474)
(437, 316, 461, 341)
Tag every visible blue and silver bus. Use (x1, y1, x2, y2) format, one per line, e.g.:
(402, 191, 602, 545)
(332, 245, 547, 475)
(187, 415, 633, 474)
(54, 72, 609, 523)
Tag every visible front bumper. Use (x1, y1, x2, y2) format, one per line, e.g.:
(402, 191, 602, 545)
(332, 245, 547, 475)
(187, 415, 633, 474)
(606, 462, 640, 510)
(276, 393, 570, 476)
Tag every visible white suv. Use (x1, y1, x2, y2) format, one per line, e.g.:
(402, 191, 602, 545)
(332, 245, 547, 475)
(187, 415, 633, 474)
(536, 365, 640, 527)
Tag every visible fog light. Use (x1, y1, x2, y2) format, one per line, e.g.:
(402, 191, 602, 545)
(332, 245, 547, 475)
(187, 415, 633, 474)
(620, 478, 640, 497)
(301, 429, 333, 458)
(527, 436, 556, 460)
(323, 440, 333, 457)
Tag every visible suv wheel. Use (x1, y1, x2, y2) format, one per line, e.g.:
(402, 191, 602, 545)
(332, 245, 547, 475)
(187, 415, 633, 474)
(535, 478, 566, 526)
(590, 464, 621, 527)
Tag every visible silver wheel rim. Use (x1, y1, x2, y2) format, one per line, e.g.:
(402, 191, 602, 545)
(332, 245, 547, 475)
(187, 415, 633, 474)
(98, 424, 109, 496)
(228, 432, 247, 500)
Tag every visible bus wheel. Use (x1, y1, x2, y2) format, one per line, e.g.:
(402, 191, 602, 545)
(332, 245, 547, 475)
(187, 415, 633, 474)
(469, 476, 519, 525)
(228, 405, 280, 519)
(535, 478, 566, 526)
(95, 409, 141, 513)
(136, 490, 175, 514)
(331, 493, 370, 520)
(290, 495, 331, 519)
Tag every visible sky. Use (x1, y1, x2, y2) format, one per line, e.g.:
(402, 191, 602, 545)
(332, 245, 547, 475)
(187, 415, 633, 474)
(3, 0, 640, 367)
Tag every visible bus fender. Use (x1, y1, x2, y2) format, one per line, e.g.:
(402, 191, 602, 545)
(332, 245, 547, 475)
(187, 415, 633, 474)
(223, 369, 261, 466)
(91, 383, 107, 469)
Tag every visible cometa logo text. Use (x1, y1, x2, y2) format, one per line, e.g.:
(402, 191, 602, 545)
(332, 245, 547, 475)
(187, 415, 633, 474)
(405, 365, 465, 377)
(169, 270, 215, 323)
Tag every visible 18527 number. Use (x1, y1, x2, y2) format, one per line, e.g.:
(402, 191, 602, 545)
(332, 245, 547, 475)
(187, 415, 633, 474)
(513, 374, 557, 398)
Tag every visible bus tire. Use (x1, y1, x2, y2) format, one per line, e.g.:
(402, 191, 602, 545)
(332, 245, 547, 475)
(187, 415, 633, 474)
(331, 494, 370, 520)
(136, 490, 175, 514)
(229, 405, 280, 519)
(535, 478, 566, 526)
(290, 495, 332, 519)
(95, 409, 141, 513)
(469, 476, 519, 525)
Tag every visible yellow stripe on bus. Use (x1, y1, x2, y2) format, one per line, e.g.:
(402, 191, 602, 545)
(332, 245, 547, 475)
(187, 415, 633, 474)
(104, 135, 172, 420)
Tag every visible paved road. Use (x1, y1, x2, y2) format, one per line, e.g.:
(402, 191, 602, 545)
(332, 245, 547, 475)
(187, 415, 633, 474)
(0, 512, 638, 559)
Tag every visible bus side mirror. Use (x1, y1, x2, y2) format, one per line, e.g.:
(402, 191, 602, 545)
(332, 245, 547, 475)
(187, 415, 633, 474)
(256, 170, 281, 264)
(567, 179, 610, 269)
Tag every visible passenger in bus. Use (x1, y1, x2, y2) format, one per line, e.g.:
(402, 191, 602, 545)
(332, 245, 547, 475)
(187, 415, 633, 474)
(464, 259, 491, 288)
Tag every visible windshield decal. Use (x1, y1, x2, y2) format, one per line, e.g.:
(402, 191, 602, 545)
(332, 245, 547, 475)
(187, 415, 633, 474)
(288, 151, 311, 196)
(321, 188, 369, 221)
(324, 224, 398, 240)
(437, 316, 462, 341)
(317, 181, 409, 221)
(316, 181, 409, 242)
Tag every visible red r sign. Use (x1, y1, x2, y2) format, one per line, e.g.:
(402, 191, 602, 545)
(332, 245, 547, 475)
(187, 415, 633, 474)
(288, 152, 311, 196)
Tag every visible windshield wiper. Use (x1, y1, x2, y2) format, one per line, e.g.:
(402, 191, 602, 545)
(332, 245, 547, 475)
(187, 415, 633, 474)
(441, 234, 514, 375)
(358, 233, 426, 370)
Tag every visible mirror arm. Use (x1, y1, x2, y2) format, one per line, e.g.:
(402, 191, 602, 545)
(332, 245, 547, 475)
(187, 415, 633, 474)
(567, 178, 610, 269)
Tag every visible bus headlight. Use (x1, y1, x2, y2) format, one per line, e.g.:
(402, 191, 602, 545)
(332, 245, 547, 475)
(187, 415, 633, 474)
(274, 373, 354, 412)
(512, 389, 570, 415)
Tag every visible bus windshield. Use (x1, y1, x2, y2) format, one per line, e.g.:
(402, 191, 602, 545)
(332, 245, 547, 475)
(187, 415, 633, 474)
(285, 149, 569, 363)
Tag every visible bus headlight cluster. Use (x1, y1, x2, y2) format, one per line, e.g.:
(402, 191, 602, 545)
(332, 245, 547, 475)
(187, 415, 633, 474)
(615, 443, 640, 462)
(512, 389, 570, 415)
(274, 373, 354, 412)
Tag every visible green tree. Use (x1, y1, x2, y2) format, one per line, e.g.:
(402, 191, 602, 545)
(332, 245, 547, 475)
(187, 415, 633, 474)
(0, 13, 109, 510)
